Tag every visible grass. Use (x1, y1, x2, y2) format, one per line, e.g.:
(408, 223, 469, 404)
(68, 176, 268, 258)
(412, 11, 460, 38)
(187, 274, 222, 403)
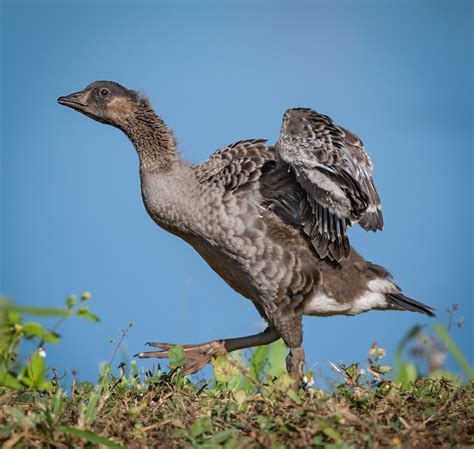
(0, 363, 473, 448)
(0, 295, 473, 448)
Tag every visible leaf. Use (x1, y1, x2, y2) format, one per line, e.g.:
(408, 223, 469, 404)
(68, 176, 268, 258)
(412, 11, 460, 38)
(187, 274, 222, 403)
(343, 363, 360, 379)
(22, 322, 59, 344)
(249, 342, 270, 382)
(211, 355, 242, 390)
(29, 353, 46, 388)
(52, 387, 65, 414)
(6, 309, 22, 325)
(323, 427, 342, 442)
(0, 371, 23, 389)
(371, 365, 392, 374)
(223, 437, 241, 449)
(189, 415, 212, 438)
(273, 372, 294, 392)
(21, 321, 44, 337)
(58, 426, 125, 449)
(14, 392, 40, 404)
(74, 381, 95, 395)
(168, 345, 185, 370)
(83, 365, 110, 423)
(265, 339, 287, 379)
(76, 307, 100, 322)
(11, 306, 69, 317)
(398, 363, 418, 386)
(85, 389, 102, 420)
(65, 295, 77, 309)
(243, 339, 287, 391)
(233, 390, 247, 408)
(130, 361, 139, 377)
(287, 388, 303, 405)
(312, 435, 324, 445)
(17, 353, 48, 389)
(209, 429, 236, 444)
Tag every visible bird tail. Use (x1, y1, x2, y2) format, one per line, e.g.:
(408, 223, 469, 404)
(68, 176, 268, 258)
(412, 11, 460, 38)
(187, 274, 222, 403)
(385, 292, 436, 317)
(359, 207, 383, 231)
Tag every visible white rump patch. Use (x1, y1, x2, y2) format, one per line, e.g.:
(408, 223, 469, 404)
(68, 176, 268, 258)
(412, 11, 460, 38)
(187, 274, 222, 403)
(304, 292, 351, 316)
(305, 278, 395, 317)
(367, 278, 397, 294)
(350, 277, 396, 314)
(351, 291, 388, 314)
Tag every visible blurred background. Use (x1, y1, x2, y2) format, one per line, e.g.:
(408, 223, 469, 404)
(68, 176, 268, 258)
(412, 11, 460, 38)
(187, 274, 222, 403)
(1, 0, 472, 384)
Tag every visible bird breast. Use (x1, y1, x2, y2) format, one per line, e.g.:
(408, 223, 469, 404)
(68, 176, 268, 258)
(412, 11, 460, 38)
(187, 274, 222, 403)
(139, 167, 292, 304)
(140, 167, 203, 236)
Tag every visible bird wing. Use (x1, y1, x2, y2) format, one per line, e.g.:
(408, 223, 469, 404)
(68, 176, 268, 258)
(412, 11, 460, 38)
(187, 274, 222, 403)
(275, 108, 383, 261)
(195, 139, 274, 191)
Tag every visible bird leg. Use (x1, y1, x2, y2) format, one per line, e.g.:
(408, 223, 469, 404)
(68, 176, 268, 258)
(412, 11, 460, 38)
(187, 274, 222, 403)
(134, 326, 280, 376)
(286, 346, 305, 386)
(272, 315, 305, 387)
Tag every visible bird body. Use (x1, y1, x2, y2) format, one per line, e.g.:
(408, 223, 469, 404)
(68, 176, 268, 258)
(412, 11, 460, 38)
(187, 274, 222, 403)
(140, 139, 424, 321)
(58, 81, 434, 382)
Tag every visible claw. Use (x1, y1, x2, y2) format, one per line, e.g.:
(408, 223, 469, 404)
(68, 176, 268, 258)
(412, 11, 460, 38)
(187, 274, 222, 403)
(145, 342, 203, 349)
(134, 340, 227, 375)
(145, 342, 175, 349)
(133, 350, 171, 359)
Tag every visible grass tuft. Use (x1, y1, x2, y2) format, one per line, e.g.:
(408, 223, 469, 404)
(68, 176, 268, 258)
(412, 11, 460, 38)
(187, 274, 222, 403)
(0, 357, 473, 448)
(1, 296, 472, 447)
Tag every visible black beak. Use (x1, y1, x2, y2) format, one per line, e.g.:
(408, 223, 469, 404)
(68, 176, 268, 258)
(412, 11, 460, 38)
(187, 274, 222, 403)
(57, 91, 88, 112)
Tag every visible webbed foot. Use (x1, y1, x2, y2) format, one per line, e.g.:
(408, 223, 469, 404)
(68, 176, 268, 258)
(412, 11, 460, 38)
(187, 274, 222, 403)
(134, 340, 227, 375)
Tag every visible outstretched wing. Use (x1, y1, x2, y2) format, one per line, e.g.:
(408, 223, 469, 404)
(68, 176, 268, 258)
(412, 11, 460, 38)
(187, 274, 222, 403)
(195, 139, 274, 191)
(276, 108, 383, 261)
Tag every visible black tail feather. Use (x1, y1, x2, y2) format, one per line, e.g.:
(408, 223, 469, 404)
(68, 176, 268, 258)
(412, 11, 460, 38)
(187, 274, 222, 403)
(385, 293, 436, 317)
(359, 209, 384, 231)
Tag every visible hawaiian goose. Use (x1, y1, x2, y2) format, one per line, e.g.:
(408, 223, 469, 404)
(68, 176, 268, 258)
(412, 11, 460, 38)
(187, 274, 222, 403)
(58, 81, 434, 383)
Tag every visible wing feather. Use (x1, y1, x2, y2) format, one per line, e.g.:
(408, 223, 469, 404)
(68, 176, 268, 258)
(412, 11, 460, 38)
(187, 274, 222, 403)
(195, 139, 273, 191)
(276, 108, 383, 261)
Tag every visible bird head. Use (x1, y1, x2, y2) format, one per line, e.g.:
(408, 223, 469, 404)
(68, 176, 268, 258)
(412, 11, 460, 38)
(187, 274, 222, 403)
(58, 81, 143, 129)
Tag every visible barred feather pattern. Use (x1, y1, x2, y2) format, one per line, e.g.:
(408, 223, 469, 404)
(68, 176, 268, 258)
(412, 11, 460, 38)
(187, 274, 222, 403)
(276, 108, 383, 261)
(194, 139, 274, 191)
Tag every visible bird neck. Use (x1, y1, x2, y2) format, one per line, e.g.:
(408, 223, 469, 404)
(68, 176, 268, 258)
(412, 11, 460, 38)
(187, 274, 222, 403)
(122, 104, 178, 171)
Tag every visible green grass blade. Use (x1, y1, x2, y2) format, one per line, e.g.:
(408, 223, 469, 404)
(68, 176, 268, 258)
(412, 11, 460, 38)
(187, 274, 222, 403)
(0, 370, 23, 389)
(265, 339, 287, 379)
(11, 306, 69, 317)
(433, 324, 474, 379)
(249, 344, 269, 382)
(393, 325, 421, 385)
(84, 364, 110, 422)
(58, 426, 125, 449)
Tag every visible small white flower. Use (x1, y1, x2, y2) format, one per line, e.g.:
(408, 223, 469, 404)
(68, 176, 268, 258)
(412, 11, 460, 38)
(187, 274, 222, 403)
(38, 348, 46, 358)
(303, 373, 315, 388)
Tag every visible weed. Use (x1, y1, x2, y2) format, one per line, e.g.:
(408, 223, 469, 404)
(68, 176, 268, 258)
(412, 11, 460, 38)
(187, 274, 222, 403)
(0, 297, 472, 447)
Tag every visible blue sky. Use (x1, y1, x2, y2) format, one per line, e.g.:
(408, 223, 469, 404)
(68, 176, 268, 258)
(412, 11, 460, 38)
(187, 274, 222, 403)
(1, 0, 472, 384)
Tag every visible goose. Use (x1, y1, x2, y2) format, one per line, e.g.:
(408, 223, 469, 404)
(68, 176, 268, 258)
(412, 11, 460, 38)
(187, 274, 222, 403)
(58, 81, 434, 383)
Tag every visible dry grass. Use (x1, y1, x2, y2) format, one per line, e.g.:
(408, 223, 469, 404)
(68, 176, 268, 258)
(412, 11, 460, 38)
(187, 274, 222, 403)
(0, 369, 472, 449)
(1, 300, 472, 448)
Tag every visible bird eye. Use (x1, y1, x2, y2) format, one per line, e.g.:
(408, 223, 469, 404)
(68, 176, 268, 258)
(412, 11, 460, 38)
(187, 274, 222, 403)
(99, 88, 109, 97)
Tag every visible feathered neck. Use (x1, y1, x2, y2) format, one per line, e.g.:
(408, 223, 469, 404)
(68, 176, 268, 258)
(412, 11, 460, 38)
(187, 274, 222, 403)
(121, 97, 178, 172)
